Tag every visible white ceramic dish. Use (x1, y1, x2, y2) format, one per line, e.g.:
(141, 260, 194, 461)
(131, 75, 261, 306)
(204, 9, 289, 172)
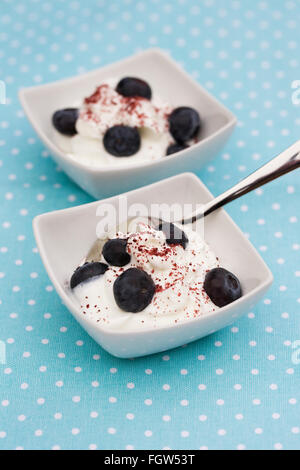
(33, 173, 273, 358)
(20, 49, 236, 200)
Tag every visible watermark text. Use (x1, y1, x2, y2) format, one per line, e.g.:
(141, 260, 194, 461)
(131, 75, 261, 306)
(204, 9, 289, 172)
(291, 340, 300, 365)
(0, 341, 6, 365)
(0, 80, 6, 105)
(291, 80, 300, 105)
(95, 197, 205, 240)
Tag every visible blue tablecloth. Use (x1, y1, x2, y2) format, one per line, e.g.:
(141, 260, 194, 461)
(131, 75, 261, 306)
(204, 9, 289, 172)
(0, 0, 299, 450)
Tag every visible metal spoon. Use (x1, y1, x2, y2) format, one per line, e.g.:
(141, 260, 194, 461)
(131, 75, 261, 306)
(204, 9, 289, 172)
(86, 140, 300, 262)
(181, 139, 300, 225)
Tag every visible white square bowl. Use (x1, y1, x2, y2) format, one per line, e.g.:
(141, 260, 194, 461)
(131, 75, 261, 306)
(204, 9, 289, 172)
(33, 173, 273, 358)
(20, 49, 236, 200)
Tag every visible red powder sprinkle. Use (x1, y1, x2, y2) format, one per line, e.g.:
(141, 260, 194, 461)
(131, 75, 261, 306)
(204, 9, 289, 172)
(84, 84, 109, 104)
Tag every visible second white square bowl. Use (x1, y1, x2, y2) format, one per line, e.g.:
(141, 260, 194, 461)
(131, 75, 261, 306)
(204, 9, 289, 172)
(33, 173, 273, 358)
(20, 49, 236, 199)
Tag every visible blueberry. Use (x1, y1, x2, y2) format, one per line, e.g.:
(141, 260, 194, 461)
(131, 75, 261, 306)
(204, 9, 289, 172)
(102, 238, 131, 267)
(52, 108, 79, 136)
(70, 262, 108, 289)
(204, 267, 242, 308)
(113, 268, 156, 313)
(103, 125, 141, 157)
(157, 222, 188, 249)
(168, 107, 201, 143)
(166, 143, 188, 156)
(116, 77, 152, 100)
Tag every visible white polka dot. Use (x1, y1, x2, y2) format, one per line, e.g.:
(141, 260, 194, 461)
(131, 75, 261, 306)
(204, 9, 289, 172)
(199, 415, 207, 422)
(237, 444, 246, 450)
(274, 443, 283, 450)
(180, 399, 189, 406)
(291, 427, 299, 434)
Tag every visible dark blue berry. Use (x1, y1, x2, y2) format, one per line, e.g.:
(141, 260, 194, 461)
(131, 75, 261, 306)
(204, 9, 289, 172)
(116, 77, 152, 100)
(166, 143, 188, 156)
(70, 262, 108, 289)
(103, 125, 141, 157)
(113, 268, 156, 313)
(157, 222, 188, 249)
(168, 107, 201, 143)
(102, 239, 131, 267)
(204, 268, 242, 307)
(52, 108, 79, 136)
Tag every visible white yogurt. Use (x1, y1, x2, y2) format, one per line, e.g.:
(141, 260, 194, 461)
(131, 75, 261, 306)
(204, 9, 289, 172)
(53, 79, 173, 167)
(72, 222, 220, 331)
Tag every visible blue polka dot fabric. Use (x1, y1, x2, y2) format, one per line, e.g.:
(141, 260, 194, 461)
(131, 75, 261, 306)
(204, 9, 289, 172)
(0, 0, 300, 451)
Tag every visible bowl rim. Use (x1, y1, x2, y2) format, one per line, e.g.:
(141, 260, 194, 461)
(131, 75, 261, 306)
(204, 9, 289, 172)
(33, 172, 273, 337)
(19, 48, 237, 174)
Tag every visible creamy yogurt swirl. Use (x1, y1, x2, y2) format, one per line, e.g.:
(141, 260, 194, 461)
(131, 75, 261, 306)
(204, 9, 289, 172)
(72, 222, 220, 331)
(53, 79, 172, 167)
(77, 82, 170, 137)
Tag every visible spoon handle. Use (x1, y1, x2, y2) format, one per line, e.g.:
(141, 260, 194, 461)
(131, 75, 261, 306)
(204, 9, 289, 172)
(183, 140, 300, 224)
